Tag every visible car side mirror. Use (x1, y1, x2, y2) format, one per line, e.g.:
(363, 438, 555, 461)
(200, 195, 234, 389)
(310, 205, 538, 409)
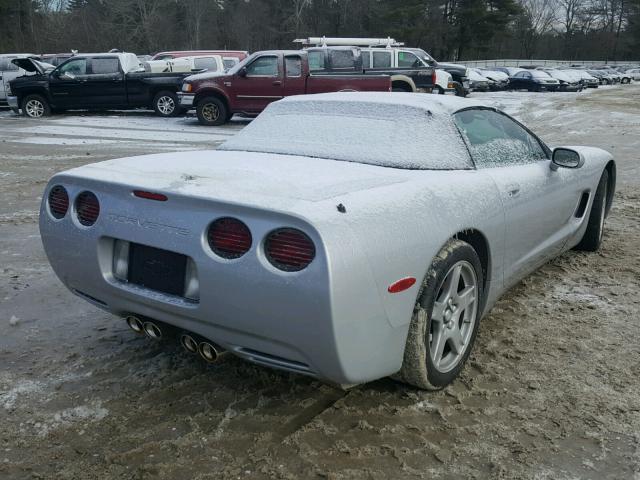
(551, 147, 583, 170)
(237, 67, 247, 77)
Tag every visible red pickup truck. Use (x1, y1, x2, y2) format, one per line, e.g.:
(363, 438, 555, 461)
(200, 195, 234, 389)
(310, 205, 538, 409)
(178, 49, 391, 126)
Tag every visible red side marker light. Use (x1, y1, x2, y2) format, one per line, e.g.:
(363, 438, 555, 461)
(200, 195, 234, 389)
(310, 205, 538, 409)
(388, 277, 417, 294)
(133, 190, 168, 202)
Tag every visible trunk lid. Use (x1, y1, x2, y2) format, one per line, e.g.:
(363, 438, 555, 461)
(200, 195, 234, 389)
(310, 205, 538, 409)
(61, 150, 412, 210)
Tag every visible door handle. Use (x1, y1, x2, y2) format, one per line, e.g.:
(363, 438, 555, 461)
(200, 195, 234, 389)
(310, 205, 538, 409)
(272, 80, 282, 86)
(507, 184, 521, 197)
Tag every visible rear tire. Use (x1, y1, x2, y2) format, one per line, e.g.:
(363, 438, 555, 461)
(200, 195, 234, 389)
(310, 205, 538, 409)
(574, 170, 609, 252)
(397, 239, 483, 390)
(152, 91, 179, 117)
(196, 96, 228, 126)
(392, 83, 412, 92)
(22, 94, 51, 118)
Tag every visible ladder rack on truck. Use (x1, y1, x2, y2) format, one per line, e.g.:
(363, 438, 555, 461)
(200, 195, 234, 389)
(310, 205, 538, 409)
(294, 37, 404, 48)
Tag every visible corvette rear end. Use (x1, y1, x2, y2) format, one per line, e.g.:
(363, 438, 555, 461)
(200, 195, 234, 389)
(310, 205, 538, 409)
(39, 151, 415, 385)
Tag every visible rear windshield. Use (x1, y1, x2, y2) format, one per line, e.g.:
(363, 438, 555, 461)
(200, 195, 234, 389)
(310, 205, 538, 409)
(531, 70, 551, 78)
(220, 100, 473, 170)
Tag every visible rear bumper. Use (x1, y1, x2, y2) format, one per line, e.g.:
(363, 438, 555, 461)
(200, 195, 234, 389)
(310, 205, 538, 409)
(7, 95, 19, 109)
(177, 93, 195, 108)
(39, 175, 407, 385)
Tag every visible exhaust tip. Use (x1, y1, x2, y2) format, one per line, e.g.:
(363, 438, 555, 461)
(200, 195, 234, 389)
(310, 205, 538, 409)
(180, 333, 199, 354)
(143, 321, 163, 340)
(198, 342, 221, 363)
(126, 315, 144, 334)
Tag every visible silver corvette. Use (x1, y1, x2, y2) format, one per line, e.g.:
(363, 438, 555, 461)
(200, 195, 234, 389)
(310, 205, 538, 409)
(39, 93, 615, 389)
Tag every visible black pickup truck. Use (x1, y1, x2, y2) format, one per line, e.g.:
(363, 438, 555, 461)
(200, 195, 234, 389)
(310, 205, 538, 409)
(8, 53, 190, 117)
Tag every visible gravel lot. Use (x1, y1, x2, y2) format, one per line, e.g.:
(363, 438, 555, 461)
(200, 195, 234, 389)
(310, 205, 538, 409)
(1, 87, 639, 480)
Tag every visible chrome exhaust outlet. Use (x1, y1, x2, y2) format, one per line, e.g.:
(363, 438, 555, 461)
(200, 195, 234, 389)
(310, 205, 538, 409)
(143, 321, 163, 340)
(180, 333, 199, 354)
(198, 341, 225, 363)
(125, 315, 144, 335)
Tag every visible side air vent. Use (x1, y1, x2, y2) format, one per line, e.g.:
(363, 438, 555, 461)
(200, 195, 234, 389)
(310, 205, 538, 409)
(575, 191, 590, 218)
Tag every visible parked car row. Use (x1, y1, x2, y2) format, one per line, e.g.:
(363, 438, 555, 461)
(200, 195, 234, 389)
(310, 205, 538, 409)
(2, 42, 637, 123)
(465, 64, 638, 92)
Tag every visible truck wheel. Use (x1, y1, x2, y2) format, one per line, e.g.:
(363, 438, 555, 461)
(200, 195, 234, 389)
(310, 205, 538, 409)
(22, 94, 51, 118)
(392, 82, 412, 92)
(196, 96, 228, 126)
(153, 91, 179, 117)
(452, 82, 466, 97)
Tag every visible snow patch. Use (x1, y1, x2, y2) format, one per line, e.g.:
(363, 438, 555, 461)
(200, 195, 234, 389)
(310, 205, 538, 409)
(1, 380, 45, 410)
(12, 137, 118, 146)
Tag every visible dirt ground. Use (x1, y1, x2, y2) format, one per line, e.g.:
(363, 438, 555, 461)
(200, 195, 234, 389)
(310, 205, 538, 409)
(0, 87, 639, 480)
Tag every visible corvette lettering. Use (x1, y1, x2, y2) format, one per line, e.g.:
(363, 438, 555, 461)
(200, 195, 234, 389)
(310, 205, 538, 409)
(107, 214, 190, 237)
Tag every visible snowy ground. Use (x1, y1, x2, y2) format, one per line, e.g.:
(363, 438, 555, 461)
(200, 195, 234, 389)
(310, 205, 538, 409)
(1, 86, 639, 479)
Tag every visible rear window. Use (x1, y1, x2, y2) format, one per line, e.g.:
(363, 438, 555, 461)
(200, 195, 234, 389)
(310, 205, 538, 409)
(91, 57, 120, 74)
(372, 51, 391, 68)
(330, 50, 355, 69)
(194, 57, 218, 71)
(531, 70, 550, 78)
(220, 100, 472, 170)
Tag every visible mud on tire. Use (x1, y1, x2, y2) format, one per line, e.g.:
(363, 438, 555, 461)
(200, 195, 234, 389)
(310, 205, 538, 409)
(574, 170, 609, 252)
(396, 239, 484, 390)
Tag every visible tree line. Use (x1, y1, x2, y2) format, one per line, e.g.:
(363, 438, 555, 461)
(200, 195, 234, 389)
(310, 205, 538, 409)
(1, 0, 639, 62)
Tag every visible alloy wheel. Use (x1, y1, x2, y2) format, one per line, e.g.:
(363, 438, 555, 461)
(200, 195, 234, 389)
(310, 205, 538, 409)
(429, 260, 478, 373)
(157, 96, 175, 115)
(202, 103, 219, 122)
(26, 99, 44, 118)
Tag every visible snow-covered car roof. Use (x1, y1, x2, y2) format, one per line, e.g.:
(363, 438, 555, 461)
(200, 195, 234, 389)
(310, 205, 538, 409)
(220, 92, 485, 170)
(480, 69, 509, 80)
(469, 69, 489, 81)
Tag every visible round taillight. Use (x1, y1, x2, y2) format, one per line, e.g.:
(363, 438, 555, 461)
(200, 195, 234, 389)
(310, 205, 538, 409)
(48, 185, 69, 219)
(75, 191, 100, 226)
(265, 228, 315, 272)
(207, 217, 252, 259)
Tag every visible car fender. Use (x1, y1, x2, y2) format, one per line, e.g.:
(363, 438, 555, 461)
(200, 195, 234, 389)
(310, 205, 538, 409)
(390, 74, 417, 92)
(193, 84, 231, 107)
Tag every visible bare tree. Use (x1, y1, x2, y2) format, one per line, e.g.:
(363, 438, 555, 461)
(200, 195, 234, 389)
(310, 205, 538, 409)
(516, 0, 557, 57)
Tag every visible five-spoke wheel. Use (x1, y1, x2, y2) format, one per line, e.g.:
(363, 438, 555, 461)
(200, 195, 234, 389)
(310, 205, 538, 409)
(398, 239, 483, 390)
(429, 261, 478, 373)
